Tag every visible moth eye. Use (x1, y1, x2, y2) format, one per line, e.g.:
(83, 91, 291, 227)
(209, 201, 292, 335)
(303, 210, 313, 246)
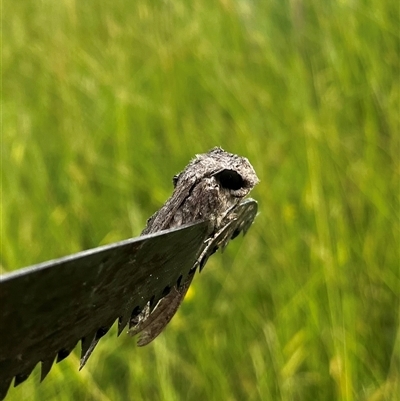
(215, 169, 245, 190)
(172, 174, 180, 188)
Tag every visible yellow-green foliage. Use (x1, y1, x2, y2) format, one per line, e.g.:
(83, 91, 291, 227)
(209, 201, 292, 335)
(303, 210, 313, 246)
(2, 0, 398, 400)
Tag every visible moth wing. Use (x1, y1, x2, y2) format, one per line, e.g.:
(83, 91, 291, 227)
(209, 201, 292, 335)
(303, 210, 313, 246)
(142, 172, 199, 234)
(129, 273, 194, 346)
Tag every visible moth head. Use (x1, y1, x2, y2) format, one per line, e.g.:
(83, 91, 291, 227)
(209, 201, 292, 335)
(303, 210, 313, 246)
(175, 147, 259, 198)
(214, 169, 244, 191)
(205, 147, 259, 198)
(213, 168, 256, 198)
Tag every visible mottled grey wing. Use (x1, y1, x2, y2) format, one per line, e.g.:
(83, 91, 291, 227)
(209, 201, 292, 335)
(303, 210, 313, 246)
(142, 172, 198, 234)
(129, 198, 258, 345)
(129, 272, 194, 346)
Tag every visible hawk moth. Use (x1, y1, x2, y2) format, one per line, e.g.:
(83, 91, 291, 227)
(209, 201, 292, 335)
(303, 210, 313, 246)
(129, 147, 259, 346)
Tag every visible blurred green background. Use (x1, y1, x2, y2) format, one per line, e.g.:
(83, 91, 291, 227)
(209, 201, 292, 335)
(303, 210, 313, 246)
(2, 0, 399, 400)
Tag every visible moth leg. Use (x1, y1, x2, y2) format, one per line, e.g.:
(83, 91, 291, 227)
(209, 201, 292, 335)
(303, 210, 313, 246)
(195, 198, 258, 272)
(195, 219, 239, 272)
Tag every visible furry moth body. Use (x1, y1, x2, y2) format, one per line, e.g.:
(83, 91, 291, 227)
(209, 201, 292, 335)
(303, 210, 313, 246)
(129, 147, 259, 345)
